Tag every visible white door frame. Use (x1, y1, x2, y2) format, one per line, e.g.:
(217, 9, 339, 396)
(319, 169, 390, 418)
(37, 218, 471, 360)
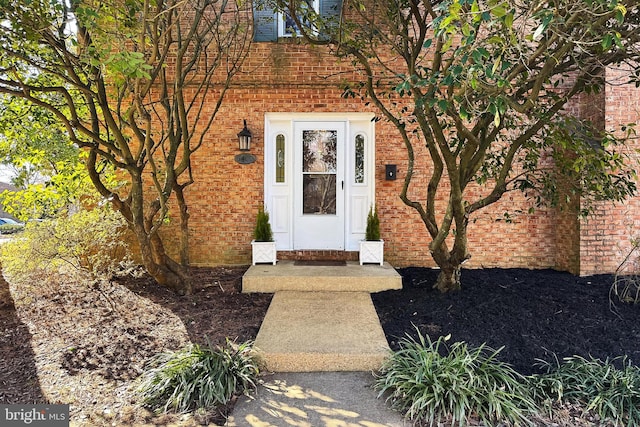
(263, 112, 376, 251)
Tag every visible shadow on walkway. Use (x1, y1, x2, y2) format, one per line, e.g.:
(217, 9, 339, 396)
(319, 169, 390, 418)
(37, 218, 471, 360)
(227, 372, 407, 427)
(0, 273, 47, 404)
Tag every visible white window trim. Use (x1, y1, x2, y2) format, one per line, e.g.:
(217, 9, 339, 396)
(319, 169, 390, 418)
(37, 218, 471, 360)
(278, 0, 320, 38)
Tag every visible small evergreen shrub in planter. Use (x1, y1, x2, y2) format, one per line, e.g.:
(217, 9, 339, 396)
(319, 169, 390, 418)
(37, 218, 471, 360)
(360, 205, 383, 265)
(375, 330, 536, 426)
(253, 208, 273, 242)
(365, 204, 380, 242)
(137, 340, 259, 415)
(252, 208, 276, 265)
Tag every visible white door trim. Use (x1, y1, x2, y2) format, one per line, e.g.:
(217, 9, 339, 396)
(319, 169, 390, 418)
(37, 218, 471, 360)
(264, 112, 376, 251)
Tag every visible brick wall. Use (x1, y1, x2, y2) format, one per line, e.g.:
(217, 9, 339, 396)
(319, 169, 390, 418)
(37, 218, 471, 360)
(578, 67, 640, 275)
(154, 40, 640, 274)
(549, 88, 605, 275)
(172, 41, 567, 270)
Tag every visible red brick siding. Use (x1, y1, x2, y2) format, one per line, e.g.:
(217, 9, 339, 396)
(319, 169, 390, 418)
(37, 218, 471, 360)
(157, 43, 639, 275)
(578, 67, 640, 275)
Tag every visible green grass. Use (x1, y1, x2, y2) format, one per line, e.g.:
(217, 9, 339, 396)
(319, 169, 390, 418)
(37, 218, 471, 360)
(137, 340, 259, 414)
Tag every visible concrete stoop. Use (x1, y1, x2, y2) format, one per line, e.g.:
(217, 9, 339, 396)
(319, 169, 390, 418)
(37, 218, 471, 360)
(253, 291, 390, 372)
(242, 260, 402, 293)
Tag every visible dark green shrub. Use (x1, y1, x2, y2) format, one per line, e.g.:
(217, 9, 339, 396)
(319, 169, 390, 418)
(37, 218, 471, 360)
(137, 340, 259, 414)
(375, 331, 535, 426)
(253, 208, 273, 242)
(528, 355, 640, 427)
(365, 205, 380, 241)
(0, 223, 23, 234)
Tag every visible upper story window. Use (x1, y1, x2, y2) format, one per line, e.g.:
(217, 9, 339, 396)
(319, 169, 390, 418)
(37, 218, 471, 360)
(253, 0, 342, 42)
(279, 0, 319, 38)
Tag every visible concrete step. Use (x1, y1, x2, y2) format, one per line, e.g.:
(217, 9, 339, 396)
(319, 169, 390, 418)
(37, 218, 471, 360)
(253, 291, 390, 372)
(242, 261, 402, 293)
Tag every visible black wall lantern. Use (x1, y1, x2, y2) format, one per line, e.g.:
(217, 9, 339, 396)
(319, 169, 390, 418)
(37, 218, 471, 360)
(235, 120, 256, 164)
(237, 119, 252, 151)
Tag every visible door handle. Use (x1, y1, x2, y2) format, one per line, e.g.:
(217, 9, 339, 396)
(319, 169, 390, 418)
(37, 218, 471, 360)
(341, 180, 344, 190)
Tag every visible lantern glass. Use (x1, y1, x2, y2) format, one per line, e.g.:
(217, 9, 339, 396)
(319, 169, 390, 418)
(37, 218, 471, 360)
(237, 120, 252, 151)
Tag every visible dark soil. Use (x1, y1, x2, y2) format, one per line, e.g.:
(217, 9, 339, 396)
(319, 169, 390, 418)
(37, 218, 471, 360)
(1, 265, 639, 425)
(373, 267, 640, 375)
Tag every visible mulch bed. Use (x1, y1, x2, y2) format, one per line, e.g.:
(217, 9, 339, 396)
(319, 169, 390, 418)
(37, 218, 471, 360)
(0, 266, 271, 425)
(372, 268, 640, 375)
(1, 265, 638, 426)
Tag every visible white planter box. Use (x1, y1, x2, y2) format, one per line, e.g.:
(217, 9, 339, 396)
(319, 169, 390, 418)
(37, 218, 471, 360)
(251, 240, 277, 265)
(359, 240, 384, 265)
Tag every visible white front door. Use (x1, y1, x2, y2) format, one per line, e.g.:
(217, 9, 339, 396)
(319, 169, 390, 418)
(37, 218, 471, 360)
(293, 121, 345, 249)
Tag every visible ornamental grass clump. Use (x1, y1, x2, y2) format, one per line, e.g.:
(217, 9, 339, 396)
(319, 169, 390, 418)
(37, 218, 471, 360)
(137, 340, 259, 414)
(528, 355, 640, 427)
(375, 331, 536, 426)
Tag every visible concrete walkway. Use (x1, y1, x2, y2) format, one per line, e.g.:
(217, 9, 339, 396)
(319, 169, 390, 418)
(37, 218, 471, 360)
(227, 372, 407, 426)
(242, 261, 402, 293)
(252, 291, 390, 372)
(233, 264, 406, 425)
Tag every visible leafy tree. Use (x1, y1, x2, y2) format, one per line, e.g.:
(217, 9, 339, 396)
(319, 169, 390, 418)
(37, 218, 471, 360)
(0, 95, 95, 219)
(0, 0, 253, 294)
(279, 0, 640, 291)
(0, 204, 134, 285)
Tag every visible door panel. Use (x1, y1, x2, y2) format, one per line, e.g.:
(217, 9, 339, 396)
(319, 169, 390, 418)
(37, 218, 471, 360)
(293, 122, 345, 249)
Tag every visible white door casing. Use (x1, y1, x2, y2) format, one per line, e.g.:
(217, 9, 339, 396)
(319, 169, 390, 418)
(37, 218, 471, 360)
(264, 113, 375, 251)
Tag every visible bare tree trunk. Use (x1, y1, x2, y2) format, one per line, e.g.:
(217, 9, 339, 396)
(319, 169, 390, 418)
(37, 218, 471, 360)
(150, 231, 191, 295)
(430, 228, 468, 292)
(0, 0, 253, 297)
(434, 261, 462, 293)
(174, 184, 190, 267)
(131, 219, 192, 295)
